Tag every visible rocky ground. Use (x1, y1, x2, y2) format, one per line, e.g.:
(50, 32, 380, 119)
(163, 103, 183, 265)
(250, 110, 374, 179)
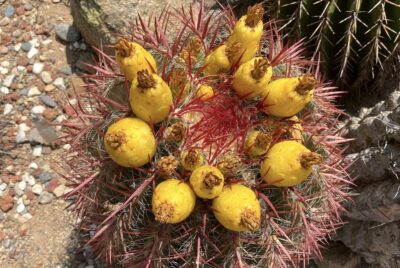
(0, 0, 94, 267)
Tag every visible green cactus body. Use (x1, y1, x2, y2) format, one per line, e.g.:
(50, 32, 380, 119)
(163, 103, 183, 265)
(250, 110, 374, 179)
(273, 0, 400, 88)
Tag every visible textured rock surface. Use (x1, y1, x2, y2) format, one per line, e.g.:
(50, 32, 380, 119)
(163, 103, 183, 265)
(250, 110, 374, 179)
(70, 0, 216, 53)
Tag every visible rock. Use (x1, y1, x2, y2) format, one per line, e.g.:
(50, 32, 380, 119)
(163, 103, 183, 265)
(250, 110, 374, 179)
(55, 23, 81, 43)
(27, 47, 38, 59)
(15, 6, 25, 16)
(52, 0, 62, 3)
(16, 129, 26, 143)
(32, 62, 44, 74)
(0, 17, 10, 26)
(32, 184, 43, 195)
(0, 183, 7, 191)
(32, 145, 42, 156)
(53, 185, 65, 198)
(0, 195, 13, 212)
(24, 3, 33, 11)
(38, 171, 53, 184)
(4, 5, 15, 17)
(3, 74, 15, 87)
(3, 103, 13, 115)
(43, 108, 59, 121)
(61, 65, 73, 75)
(40, 95, 57, 108)
(16, 203, 25, 214)
(38, 191, 53, 204)
(31, 105, 45, 114)
(27, 87, 41, 97)
(29, 162, 38, 169)
(44, 84, 55, 92)
(53, 77, 66, 90)
(40, 71, 53, 84)
(0, 46, 8, 54)
(17, 181, 26, 191)
(0, 87, 9, 94)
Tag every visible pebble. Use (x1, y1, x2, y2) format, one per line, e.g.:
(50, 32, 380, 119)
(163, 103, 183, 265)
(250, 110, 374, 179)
(32, 145, 42, 156)
(53, 185, 65, 198)
(27, 47, 38, 59)
(0, 66, 8, 74)
(22, 213, 32, 221)
(27, 87, 41, 97)
(21, 42, 32, 52)
(0, 46, 9, 54)
(29, 162, 38, 169)
(31, 105, 45, 114)
(38, 191, 53, 204)
(32, 62, 44, 74)
(4, 5, 15, 17)
(44, 84, 55, 92)
(40, 95, 57, 107)
(80, 43, 87, 50)
(38, 172, 53, 183)
(16, 203, 25, 214)
(24, 3, 33, 11)
(17, 181, 27, 191)
(13, 29, 22, 38)
(1, 61, 10, 67)
(32, 184, 43, 195)
(3, 74, 15, 87)
(0, 183, 7, 191)
(61, 66, 73, 75)
(40, 71, 52, 84)
(3, 104, 13, 115)
(15, 129, 27, 144)
(14, 43, 22, 52)
(0, 17, 10, 26)
(52, 0, 62, 3)
(53, 77, 65, 90)
(0, 87, 9, 94)
(55, 23, 81, 43)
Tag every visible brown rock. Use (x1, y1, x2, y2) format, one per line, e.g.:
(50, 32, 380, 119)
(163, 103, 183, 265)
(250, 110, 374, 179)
(19, 223, 29, 236)
(26, 65, 33, 73)
(43, 108, 58, 121)
(5, 91, 20, 101)
(63, 103, 75, 116)
(15, 7, 25, 16)
(7, 189, 16, 197)
(1, 33, 11, 45)
(46, 178, 59, 192)
(17, 57, 29, 66)
(25, 191, 35, 200)
(0, 231, 5, 241)
(0, 195, 14, 212)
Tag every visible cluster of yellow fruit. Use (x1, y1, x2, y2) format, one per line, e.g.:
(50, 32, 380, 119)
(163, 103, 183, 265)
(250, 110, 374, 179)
(103, 3, 323, 233)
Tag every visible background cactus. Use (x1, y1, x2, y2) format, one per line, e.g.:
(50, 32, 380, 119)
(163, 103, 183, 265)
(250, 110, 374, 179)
(63, 2, 351, 267)
(269, 0, 400, 90)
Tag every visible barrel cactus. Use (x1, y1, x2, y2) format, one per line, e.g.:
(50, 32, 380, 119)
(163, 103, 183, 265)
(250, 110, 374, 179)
(64, 2, 351, 267)
(269, 0, 400, 89)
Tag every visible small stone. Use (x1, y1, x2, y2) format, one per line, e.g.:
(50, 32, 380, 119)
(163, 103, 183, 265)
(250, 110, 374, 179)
(0, 87, 9, 94)
(43, 108, 58, 121)
(53, 77, 66, 90)
(63, 144, 71, 150)
(0, 46, 9, 54)
(55, 23, 81, 43)
(80, 43, 88, 50)
(15, 129, 26, 144)
(14, 43, 22, 52)
(12, 29, 22, 38)
(32, 145, 42, 156)
(53, 185, 65, 198)
(3, 74, 15, 87)
(17, 181, 26, 192)
(15, 6, 25, 16)
(29, 162, 38, 169)
(38, 172, 53, 183)
(0, 231, 4, 241)
(4, 5, 15, 17)
(0, 66, 8, 75)
(27, 47, 38, 59)
(0, 195, 13, 212)
(22, 213, 32, 221)
(31, 105, 45, 114)
(32, 62, 44, 74)
(40, 71, 52, 84)
(61, 65, 73, 75)
(40, 95, 57, 108)
(44, 84, 55, 92)
(47, 178, 59, 192)
(1, 61, 9, 67)
(21, 42, 32, 52)
(52, 0, 62, 3)
(32, 184, 43, 195)
(3, 104, 13, 115)
(0, 17, 10, 26)
(0, 183, 7, 191)
(16, 57, 29, 66)
(27, 87, 41, 97)
(24, 3, 33, 11)
(38, 191, 53, 204)
(19, 223, 29, 236)
(63, 103, 75, 116)
(16, 203, 25, 214)
(26, 176, 35, 186)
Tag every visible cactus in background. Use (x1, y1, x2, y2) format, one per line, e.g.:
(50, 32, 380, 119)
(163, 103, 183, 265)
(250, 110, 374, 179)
(271, 0, 400, 89)
(63, 2, 351, 267)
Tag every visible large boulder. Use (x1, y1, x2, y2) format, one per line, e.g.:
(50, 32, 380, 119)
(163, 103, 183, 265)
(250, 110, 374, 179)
(71, 0, 216, 53)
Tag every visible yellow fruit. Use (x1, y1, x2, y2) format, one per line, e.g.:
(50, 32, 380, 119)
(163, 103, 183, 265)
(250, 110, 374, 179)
(190, 166, 224, 199)
(261, 141, 322, 187)
(203, 45, 231, 75)
(245, 130, 272, 157)
(129, 70, 173, 124)
(115, 38, 157, 81)
(196, 85, 214, 100)
(104, 117, 156, 167)
(180, 149, 204, 171)
(261, 76, 317, 117)
(232, 57, 272, 99)
(152, 179, 196, 224)
(227, 4, 264, 63)
(212, 184, 261, 232)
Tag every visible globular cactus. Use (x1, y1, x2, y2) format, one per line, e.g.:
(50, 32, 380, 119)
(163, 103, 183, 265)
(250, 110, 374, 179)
(270, 0, 400, 89)
(63, 2, 351, 267)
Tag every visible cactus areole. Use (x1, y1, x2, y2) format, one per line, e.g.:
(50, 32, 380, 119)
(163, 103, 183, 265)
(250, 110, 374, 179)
(64, 2, 351, 267)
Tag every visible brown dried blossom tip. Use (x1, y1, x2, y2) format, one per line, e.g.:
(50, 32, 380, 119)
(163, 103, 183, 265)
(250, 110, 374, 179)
(137, 70, 156, 89)
(226, 41, 242, 63)
(251, 58, 270, 80)
(245, 4, 264, 28)
(217, 153, 241, 175)
(115, 38, 135, 58)
(203, 172, 223, 189)
(181, 149, 203, 169)
(296, 76, 317, 95)
(170, 68, 187, 91)
(240, 208, 260, 231)
(165, 122, 186, 142)
(300, 152, 323, 169)
(154, 201, 175, 223)
(180, 36, 203, 63)
(105, 130, 126, 149)
(157, 156, 179, 175)
(255, 131, 272, 150)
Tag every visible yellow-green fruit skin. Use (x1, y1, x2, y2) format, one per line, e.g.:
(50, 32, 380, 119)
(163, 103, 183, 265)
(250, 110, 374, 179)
(212, 184, 261, 232)
(261, 77, 314, 117)
(204, 45, 231, 75)
(232, 57, 272, 99)
(261, 141, 312, 187)
(189, 166, 224, 199)
(227, 16, 263, 64)
(129, 74, 173, 124)
(104, 117, 156, 167)
(245, 130, 269, 157)
(196, 85, 214, 100)
(116, 43, 158, 81)
(152, 179, 196, 224)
